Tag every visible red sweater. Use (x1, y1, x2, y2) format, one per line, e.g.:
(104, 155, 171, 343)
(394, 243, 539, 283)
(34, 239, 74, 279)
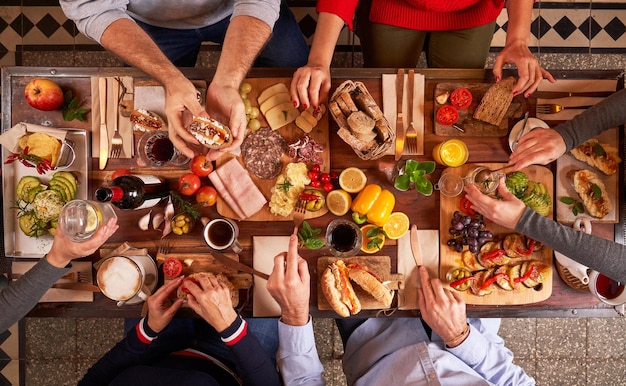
(317, 0, 504, 31)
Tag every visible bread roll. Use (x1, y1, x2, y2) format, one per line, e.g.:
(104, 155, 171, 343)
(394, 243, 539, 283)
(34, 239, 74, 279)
(130, 109, 166, 131)
(353, 88, 383, 121)
(347, 111, 375, 134)
(337, 127, 376, 152)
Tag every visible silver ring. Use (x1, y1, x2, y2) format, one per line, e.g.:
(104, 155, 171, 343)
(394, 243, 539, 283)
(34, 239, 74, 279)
(196, 90, 202, 101)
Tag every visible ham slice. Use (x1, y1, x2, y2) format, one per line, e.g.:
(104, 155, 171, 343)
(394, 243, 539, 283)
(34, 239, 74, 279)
(209, 158, 267, 219)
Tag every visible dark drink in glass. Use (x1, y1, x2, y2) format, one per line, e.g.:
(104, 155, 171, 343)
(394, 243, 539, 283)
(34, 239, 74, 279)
(326, 219, 362, 257)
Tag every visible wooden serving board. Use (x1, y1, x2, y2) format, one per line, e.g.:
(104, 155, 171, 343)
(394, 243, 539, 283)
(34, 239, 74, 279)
(434, 82, 526, 137)
(439, 164, 554, 305)
(156, 252, 253, 306)
(317, 256, 404, 312)
(216, 78, 330, 221)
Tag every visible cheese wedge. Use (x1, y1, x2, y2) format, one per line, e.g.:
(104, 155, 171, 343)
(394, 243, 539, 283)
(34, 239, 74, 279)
(265, 101, 299, 130)
(258, 83, 290, 105)
(260, 92, 291, 115)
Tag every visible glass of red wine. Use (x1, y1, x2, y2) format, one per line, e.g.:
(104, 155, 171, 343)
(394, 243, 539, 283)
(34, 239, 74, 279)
(326, 219, 362, 257)
(137, 131, 189, 167)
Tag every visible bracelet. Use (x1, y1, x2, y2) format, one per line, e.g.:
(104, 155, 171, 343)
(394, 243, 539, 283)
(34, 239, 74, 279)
(444, 323, 470, 348)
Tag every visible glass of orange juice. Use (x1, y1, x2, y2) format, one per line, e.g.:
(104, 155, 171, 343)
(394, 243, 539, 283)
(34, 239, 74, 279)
(433, 139, 469, 167)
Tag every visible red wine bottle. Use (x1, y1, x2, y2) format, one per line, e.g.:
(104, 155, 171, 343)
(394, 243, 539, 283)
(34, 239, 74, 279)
(95, 175, 170, 210)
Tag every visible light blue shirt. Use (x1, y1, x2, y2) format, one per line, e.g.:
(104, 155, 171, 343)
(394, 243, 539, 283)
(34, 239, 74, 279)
(278, 318, 534, 386)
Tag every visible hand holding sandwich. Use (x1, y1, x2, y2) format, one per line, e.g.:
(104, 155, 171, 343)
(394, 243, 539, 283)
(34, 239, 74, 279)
(184, 273, 238, 333)
(267, 230, 310, 326)
(145, 276, 185, 333)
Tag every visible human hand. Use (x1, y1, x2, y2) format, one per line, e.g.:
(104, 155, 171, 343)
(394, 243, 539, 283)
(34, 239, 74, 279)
(464, 177, 526, 229)
(290, 64, 332, 110)
(185, 275, 238, 332)
(203, 81, 247, 161)
(163, 78, 209, 159)
(146, 276, 185, 333)
(267, 229, 310, 326)
(417, 266, 467, 346)
(493, 41, 556, 97)
(47, 217, 119, 268)
(509, 128, 566, 170)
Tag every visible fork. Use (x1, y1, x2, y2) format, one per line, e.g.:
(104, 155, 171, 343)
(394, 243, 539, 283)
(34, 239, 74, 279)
(536, 103, 594, 114)
(292, 199, 307, 229)
(109, 79, 124, 158)
(404, 69, 418, 154)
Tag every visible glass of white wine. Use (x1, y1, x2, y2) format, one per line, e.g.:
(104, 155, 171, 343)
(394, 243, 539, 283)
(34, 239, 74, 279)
(57, 200, 117, 242)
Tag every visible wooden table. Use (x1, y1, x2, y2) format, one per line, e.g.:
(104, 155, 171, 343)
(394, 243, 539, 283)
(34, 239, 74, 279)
(2, 67, 624, 318)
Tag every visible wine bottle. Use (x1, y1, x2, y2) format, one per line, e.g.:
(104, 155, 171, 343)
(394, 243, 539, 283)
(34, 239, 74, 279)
(95, 175, 170, 210)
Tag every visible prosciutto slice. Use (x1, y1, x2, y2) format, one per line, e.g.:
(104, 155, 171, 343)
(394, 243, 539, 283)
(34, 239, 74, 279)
(209, 158, 267, 219)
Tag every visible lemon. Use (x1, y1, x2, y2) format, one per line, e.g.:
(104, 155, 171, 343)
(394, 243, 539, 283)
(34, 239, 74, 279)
(326, 189, 352, 216)
(382, 212, 410, 240)
(339, 167, 367, 193)
(360, 224, 385, 254)
(84, 204, 101, 233)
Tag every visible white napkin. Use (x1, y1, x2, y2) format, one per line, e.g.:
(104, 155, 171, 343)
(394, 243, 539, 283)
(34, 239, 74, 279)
(397, 230, 439, 310)
(11, 261, 93, 302)
(252, 236, 290, 316)
(0, 122, 68, 153)
(536, 78, 618, 121)
(382, 73, 425, 155)
(90, 77, 134, 157)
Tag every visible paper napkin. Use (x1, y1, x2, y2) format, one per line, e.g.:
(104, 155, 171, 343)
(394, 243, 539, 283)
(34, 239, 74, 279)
(11, 261, 93, 302)
(90, 77, 134, 158)
(252, 236, 290, 317)
(536, 78, 618, 121)
(396, 229, 439, 310)
(382, 72, 425, 155)
(0, 122, 68, 153)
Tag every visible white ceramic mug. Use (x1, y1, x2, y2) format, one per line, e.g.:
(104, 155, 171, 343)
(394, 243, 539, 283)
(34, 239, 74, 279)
(203, 218, 243, 253)
(96, 256, 151, 306)
(588, 270, 626, 306)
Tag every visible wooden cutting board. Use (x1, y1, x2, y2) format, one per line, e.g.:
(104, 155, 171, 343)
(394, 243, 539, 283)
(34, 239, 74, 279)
(216, 78, 330, 221)
(439, 164, 554, 305)
(317, 256, 404, 313)
(434, 82, 526, 137)
(156, 252, 253, 306)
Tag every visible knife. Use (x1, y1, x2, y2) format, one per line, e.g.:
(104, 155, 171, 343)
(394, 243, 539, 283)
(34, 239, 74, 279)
(51, 282, 101, 292)
(512, 111, 529, 151)
(98, 77, 109, 170)
(410, 224, 422, 267)
(394, 68, 405, 161)
(207, 247, 270, 280)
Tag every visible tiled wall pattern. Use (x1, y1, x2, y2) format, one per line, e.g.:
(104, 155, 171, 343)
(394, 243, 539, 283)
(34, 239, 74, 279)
(1, 0, 626, 67)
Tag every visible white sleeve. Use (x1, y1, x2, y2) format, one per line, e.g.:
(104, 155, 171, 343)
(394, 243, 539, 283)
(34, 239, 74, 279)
(277, 318, 326, 386)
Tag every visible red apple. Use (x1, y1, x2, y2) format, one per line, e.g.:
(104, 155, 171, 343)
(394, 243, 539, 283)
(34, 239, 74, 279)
(24, 78, 64, 111)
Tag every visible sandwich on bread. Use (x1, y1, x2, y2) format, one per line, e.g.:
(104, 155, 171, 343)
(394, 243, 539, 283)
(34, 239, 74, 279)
(188, 116, 233, 149)
(177, 272, 235, 301)
(567, 169, 611, 218)
(130, 109, 166, 131)
(570, 138, 621, 175)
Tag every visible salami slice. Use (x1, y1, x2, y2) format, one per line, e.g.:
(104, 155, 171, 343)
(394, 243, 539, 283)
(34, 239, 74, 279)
(241, 127, 287, 179)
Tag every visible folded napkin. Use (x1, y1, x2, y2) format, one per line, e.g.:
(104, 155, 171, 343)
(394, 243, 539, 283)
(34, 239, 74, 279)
(382, 72, 425, 155)
(11, 261, 93, 302)
(90, 77, 134, 158)
(536, 78, 618, 121)
(396, 229, 439, 310)
(252, 236, 290, 317)
(0, 122, 68, 153)
(95, 241, 148, 270)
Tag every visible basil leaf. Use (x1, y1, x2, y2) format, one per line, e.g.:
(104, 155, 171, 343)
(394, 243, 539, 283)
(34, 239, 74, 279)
(366, 227, 381, 238)
(559, 196, 575, 205)
(573, 202, 585, 215)
(593, 143, 606, 156)
(592, 183, 602, 200)
(305, 238, 325, 250)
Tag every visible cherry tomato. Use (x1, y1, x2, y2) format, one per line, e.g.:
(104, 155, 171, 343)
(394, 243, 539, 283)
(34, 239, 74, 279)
(436, 105, 459, 126)
(308, 171, 320, 181)
(323, 182, 334, 193)
(111, 168, 131, 180)
(310, 180, 322, 188)
(459, 195, 477, 216)
(196, 186, 218, 207)
(450, 87, 473, 110)
(178, 173, 201, 196)
(190, 155, 214, 177)
(320, 173, 331, 184)
(163, 257, 183, 278)
(330, 171, 339, 179)
(311, 164, 321, 173)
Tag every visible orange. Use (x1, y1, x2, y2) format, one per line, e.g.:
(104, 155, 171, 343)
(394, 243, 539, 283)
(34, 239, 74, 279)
(382, 212, 410, 240)
(360, 224, 385, 254)
(338, 167, 367, 193)
(326, 189, 352, 216)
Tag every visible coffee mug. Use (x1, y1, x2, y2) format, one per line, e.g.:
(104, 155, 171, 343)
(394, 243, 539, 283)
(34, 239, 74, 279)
(96, 256, 151, 306)
(203, 218, 243, 253)
(588, 270, 626, 306)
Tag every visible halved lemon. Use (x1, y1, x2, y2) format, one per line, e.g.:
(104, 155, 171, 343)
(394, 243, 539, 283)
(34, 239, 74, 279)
(85, 204, 102, 233)
(326, 189, 352, 216)
(382, 212, 410, 240)
(360, 224, 385, 254)
(338, 167, 367, 193)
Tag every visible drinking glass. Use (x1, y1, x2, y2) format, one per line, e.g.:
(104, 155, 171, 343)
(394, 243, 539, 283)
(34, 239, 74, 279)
(57, 200, 117, 242)
(326, 219, 362, 257)
(137, 131, 189, 167)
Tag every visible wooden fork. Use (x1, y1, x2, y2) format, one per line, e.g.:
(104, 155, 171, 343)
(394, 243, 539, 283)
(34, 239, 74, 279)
(292, 199, 307, 229)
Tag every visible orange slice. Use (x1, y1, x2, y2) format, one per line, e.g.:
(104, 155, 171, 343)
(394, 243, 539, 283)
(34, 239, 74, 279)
(382, 212, 410, 240)
(360, 224, 385, 254)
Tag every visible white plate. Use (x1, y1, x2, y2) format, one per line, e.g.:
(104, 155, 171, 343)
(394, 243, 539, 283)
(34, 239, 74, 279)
(508, 117, 550, 151)
(2, 128, 89, 258)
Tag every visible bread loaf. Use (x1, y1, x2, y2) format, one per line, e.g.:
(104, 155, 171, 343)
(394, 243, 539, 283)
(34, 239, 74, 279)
(347, 111, 376, 134)
(353, 89, 384, 121)
(337, 92, 359, 116)
(473, 77, 516, 125)
(337, 127, 377, 152)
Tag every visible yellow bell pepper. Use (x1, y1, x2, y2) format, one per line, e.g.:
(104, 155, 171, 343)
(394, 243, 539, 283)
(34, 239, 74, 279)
(351, 184, 395, 227)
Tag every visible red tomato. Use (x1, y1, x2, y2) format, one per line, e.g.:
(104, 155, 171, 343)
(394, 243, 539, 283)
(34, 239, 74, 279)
(311, 164, 321, 173)
(178, 173, 201, 196)
(181, 277, 199, 295)
(308, 171, 320, 181)
(111, 168, 131, 180)
(323, 182, 334, 193)
(459, 195, 477, 216)
(320, 173, 331, 184)
(163, 257, 183, 278)
(190, 155, 214, 177)
(310, 180, 322, 188)
(436, 105, 459, 126)
(450, 87, 473, 110)
(196, 186, 218, 207)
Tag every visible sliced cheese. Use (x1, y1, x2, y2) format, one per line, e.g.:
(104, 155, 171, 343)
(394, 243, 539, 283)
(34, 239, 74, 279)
(258, 83, 290, 105)
(265, 101, 299, 130)
(260, 92, 291, 115)
(295, 116, 314, 133)
(300, 110, 318, 126)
